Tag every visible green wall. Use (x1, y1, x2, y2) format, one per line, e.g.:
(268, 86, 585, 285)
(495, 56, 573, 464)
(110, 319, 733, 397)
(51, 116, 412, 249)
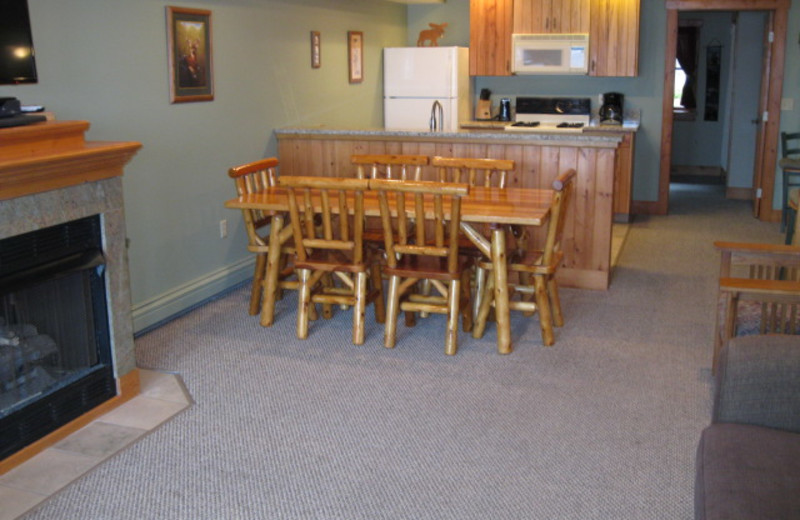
(0, 0, 407, 331)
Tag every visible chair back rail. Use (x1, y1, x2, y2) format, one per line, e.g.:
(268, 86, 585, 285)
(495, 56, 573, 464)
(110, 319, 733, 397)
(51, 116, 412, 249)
(228, 157, 280, 247)
(431, 156, 514, 188)
(541, 169, 577, 267)
(351, 154, 429, 181)
(279, 176, 368, 265)
(371, 179, 469, 274)
(781, 131, 800, 158)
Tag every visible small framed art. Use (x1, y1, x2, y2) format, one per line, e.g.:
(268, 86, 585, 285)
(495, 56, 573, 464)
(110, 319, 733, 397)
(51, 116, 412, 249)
(348, 31, 363, 83)
(311, 31, 321, 69)
(167, 6, 214, 103)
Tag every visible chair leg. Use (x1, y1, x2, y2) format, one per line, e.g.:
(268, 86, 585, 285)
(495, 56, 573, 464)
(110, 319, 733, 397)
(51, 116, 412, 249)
(384, 275, 401, 348)
(352, 271, 368, 345)
(547, 277, 564, 327)
(713, 291, 738, 374)
(249, 253, 267, 315)
(319, 273, 335, 319)
(533, 275, 554, 346)
(445, 279, 461, 355)
(473, 265, 487, 322)
(460, 269, 473, 333)
(370, 261, 386, 324)
(296, 268, 312, 340)
(419, 279, 432, 318)
(473, 273, 494, 339)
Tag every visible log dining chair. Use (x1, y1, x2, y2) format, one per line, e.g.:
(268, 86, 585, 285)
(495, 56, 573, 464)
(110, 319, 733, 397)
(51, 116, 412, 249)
(371, 178, 472, 355)
(352, 154, 430, 326)
(228, 157, 300, 324)
(279, 176, 384, 345)
(472, 169, 577, 347)
(779, 131, 800, 233)
(430, 156, 517, 319)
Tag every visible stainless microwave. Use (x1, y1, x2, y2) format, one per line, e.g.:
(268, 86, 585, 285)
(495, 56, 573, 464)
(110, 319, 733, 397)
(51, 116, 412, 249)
(511, 33, 589, 75)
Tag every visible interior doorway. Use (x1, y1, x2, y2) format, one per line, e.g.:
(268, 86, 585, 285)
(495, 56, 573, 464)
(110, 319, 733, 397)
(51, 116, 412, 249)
(659, 0, 789, 221)
(670, 11, 767, 206)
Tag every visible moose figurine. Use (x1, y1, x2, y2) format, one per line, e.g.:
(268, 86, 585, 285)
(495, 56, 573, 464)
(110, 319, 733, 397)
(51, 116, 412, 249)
(417, 23, 447, 47)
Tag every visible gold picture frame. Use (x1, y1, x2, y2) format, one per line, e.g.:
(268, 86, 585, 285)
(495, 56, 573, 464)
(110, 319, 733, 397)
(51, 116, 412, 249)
(167, 6, 213, 103)
(348, 31, 363, 84)
(311, 31, 321, 69)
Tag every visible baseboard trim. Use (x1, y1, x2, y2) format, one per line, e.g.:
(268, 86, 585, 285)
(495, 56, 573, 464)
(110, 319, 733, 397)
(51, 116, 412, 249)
(132, 257, 254, 333)
(631, 199, 664, 215)
(726, 187, 754, 200)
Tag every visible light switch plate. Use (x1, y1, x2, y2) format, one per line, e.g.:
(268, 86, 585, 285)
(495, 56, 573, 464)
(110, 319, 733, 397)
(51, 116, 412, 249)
(781, 98, 794, 111)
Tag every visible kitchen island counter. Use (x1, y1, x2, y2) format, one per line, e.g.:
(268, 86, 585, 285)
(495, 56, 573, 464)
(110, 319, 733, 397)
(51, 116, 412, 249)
(276, 126, 622, 148)
(276, 126, 619, 290)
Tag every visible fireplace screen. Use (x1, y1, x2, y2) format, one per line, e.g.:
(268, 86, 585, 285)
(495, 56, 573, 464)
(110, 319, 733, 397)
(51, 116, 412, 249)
(0, 215, 116, 460)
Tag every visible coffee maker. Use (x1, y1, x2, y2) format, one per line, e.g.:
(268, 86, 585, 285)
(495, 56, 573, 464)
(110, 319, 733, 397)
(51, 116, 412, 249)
(599, 92, 624, 126)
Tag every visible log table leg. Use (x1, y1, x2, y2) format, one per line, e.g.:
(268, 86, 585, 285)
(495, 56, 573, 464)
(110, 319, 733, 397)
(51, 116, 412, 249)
(490, 224, 512, 354)
(260, 214, 285, 327)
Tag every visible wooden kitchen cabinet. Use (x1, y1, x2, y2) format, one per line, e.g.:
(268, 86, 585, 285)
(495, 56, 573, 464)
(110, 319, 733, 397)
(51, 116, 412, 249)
(513, 0, 590, 34)
(589, 0, 640, 77)
(470, 0, 514, 76)
(470, 0, 640, 77)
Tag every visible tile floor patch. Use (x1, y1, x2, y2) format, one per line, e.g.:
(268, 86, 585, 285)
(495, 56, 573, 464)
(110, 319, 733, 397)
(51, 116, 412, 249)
(98, 395, 188, 430)
(0, 485, 45, 520)
(53, 421, 147, 459)
(0, 449, 101, 496)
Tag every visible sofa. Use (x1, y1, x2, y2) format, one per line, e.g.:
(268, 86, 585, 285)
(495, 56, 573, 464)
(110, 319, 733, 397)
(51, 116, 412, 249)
(695, 334, 800, 519)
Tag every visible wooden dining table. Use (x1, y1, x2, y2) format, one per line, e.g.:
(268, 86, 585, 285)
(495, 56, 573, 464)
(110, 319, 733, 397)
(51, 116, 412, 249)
(225, 184, 554, 354)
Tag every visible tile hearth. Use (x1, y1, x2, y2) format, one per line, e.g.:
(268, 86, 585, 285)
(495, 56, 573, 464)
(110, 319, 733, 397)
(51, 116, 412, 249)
(0, 370, 192, 520)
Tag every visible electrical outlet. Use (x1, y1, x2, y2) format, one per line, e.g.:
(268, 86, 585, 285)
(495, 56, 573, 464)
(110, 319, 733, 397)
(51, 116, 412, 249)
(781, 98, 794, 111)
(219, 219, 227, 238)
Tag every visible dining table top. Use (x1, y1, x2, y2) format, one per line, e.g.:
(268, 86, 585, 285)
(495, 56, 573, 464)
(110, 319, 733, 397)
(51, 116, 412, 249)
(225, 184, 554, 227)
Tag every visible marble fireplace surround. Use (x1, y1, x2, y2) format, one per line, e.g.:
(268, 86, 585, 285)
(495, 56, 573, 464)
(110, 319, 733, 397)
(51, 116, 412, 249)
(0, 120, 141, 471)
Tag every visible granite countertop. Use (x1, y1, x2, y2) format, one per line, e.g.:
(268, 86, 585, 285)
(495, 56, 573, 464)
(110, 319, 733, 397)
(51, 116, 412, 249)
(275, 125, 624, 146)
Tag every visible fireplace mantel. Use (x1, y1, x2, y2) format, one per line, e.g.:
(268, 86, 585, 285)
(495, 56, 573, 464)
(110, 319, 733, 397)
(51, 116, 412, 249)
(0, 120, 141, 200)
(0, 120, 142, 472)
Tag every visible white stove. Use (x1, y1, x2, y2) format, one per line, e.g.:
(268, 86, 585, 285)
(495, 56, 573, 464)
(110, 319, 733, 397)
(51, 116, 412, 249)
(503, 96, 591, 133)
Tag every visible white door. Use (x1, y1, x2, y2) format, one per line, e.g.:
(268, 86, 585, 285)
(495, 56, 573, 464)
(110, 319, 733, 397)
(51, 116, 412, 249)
(725, 12, 765, 194)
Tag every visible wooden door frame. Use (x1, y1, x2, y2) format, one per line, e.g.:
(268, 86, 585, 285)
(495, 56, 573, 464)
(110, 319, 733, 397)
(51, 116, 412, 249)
(658, 0, 789, 220)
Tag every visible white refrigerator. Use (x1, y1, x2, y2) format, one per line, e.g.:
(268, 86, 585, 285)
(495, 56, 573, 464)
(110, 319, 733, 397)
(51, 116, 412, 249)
(383, 46, 471, 132)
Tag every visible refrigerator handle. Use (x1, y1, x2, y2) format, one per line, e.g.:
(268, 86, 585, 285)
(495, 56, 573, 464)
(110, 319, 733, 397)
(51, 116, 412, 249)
(429, 100, 444, 132)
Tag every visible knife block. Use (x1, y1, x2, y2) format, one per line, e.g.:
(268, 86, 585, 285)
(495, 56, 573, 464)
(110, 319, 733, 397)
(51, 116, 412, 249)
(475, 99, 492, 120)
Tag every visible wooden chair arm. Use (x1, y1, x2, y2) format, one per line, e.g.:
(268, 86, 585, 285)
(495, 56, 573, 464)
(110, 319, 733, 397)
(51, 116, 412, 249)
(714, 241, 800, 255)
(719, 277, 800, 297)
(228, 157, 279, 178)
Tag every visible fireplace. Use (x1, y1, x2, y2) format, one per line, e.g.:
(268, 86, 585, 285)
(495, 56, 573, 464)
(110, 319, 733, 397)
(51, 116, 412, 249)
(0, 215, 116, 459)
(0, 120, 141, 469)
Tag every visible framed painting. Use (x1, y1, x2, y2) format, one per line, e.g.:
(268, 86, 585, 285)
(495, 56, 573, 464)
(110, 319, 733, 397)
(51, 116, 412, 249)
(348, 31, 363, 83)
(311, 31, 321, 69)
(167, 6, 213, 103)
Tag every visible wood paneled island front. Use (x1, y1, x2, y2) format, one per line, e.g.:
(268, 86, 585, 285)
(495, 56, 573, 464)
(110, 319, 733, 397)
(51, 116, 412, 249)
(276, 127, 622, 290)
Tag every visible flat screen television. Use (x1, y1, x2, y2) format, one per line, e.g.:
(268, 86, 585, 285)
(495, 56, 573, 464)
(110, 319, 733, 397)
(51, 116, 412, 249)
(0, 0, 37, 85)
